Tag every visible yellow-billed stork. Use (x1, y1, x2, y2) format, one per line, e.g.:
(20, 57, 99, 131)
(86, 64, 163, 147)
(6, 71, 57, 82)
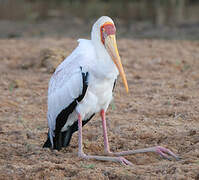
(43, 16, 179, 165)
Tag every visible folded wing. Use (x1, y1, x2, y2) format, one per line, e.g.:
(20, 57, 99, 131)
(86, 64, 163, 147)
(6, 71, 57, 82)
(46, 39, 95, 147)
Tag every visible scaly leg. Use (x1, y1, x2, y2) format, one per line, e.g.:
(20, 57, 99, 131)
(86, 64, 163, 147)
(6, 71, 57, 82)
(100, 109, 179, 161)
(77, 113, 133, 165)
(101, 109, 111, 154)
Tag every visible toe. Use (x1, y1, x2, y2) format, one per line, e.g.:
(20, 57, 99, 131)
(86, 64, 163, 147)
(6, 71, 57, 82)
(156, 146, 179, 160)
(118, 157, 133, 166)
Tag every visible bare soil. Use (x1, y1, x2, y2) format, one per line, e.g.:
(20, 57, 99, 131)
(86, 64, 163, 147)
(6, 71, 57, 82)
(0, 37, 199, 179)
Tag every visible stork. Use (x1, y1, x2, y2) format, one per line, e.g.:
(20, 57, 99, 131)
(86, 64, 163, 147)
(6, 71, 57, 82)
(43, 16, 179, 165)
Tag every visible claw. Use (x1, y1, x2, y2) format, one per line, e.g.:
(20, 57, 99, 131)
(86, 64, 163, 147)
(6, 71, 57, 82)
(155, 146, 179, 160)
(118, 157, 133, 166)
(156, 150, 172, 160)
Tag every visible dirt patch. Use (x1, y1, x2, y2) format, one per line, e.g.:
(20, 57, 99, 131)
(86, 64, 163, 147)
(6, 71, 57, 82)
(0, 37, 199, 179)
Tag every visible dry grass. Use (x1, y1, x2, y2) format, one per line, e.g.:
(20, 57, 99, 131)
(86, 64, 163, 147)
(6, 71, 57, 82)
(0, 37, 199, 179)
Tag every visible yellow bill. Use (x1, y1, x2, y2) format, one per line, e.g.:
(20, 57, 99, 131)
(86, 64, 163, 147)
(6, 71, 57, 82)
(105, 34, 129, 93)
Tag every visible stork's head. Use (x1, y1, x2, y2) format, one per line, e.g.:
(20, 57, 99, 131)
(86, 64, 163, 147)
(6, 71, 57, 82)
(91, 16, 129, 93)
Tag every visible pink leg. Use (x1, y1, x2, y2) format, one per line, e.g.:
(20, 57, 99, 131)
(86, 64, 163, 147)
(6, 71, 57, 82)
(77, 113, 133, 165)
(113, 146, 179, 160)
(100, 110, 179, 161)
(100, 109, 111, 154)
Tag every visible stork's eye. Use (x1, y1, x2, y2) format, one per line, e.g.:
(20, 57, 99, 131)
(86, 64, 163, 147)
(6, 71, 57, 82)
(102, 27, 106, 37)
(100, 26, 106, 44)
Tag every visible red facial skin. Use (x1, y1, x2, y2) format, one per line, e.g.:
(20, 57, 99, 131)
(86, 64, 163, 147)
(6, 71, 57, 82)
(100, 22, 116, 44)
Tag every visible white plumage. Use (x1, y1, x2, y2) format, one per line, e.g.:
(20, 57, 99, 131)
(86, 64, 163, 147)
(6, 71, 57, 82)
(44, 16, 179, 165)
(47, 16, 118, 147)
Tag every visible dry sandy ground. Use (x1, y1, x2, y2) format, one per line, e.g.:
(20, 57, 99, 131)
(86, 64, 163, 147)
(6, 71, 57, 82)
(0, 37, 199, 179)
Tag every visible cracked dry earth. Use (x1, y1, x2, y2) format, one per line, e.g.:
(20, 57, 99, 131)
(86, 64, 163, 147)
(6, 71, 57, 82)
(0, 37, 199, 179)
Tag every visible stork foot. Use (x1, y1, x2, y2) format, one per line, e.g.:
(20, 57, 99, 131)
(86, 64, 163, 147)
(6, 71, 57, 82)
(117, 156, 133, 166)
(111, 146, 179, 161)
(78, 152, 133, 166)
(154, 146, 180, 160)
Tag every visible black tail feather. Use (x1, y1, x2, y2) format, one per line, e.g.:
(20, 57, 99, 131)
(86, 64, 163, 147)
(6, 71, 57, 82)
(43, 132, 52, 148)
(43, 129, 73, 150)
(54, 132, 62, 151)
(61, 128, 73, 147)
(54, 129, 73, 150)
(43, 114, 95, 151)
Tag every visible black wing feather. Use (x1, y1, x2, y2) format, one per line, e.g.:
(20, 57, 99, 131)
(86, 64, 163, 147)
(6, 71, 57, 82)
(43, 67, 91, 150)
